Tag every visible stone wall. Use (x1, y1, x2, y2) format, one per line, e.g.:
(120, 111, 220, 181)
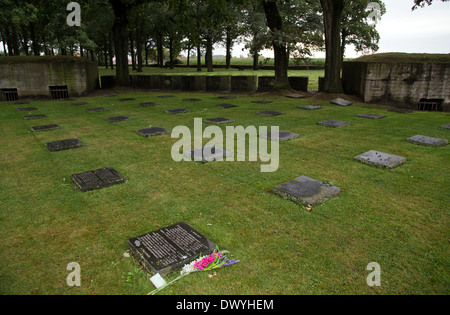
(342, 59, 450, 110)
(0, 56, 99, 100)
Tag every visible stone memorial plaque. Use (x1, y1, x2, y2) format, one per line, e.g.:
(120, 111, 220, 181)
(71, 167, 125, 192)
(31, 124, 61, 132)
(183, 98, 202, 102)
(139, 102, 158, 107)
(440, 124, 450, 130)
(273, 176, 341, 207)
(14, 101, 30, 105)
(87, 107, 108, 112)
(46, 138, 83, 152)
(285, 93, 305, 99)
(330, 98, 352, 107)
(183, 145, 230, 163)
(388, 108, 412, 114)
(406, 135, 448, 147)
(252, 100, 273, 104)
(72, 102, 89, 106)
(128, 222, 216, 276)
(119, 98, 136, 102)
(17, 107, 38, 112)
(216, 104, 237, 109)
(166, 108, 190, 115)
(299, 105, 322, 110)
(204, 118, 234, 125)
(260, 131, 299, 142)
(136, 127, 170, 138)
(318, 120, 350, 128)
(158, 95, 175, 98)
(357, 113, 386, 120)
(218, 95, 236, 100)
(23, 114, 47, 120)
(256, 111, 284, 116)
(106, 116, 132, 123)
(354, 150, 406, 169)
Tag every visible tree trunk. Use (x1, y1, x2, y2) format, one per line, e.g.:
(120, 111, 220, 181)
(320, 0, 344, 93)
(225, 27, 232, 69)
(157, 35, 164, 67)
(110, 0, 131, 87)
(205, 35, 213, 72)
(130, 32, 136, 71)
(108, 32, 114, 70)
(169, 37, 174, 69)
(196, 42, 202, 72)
(136, 28, 143, 72)
(252, 50, 259, 70)
(262, 0, 290, 90)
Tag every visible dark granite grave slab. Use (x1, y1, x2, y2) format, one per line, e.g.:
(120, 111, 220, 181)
(216, 104, 238, 109)
(72, 102, 89, 106)
(106, 116, 132, 123)
(260, 131, 299, 142)
(357, 113, 386, 120)
(273, 176, 341, 207)
(119, 98, 136, 102)
(158, 95, 175, 98)
(139, 102, 158, 107)
(46, 138, 83, 152)
(318, 120, 350, 128)
(14, 101, 30, 105)
(23, 114, 47, 120)
(440, 124, 450, 130)
(388, 108, 413, 114)
(406, 135, 448, 147)
(256, 111, 284, 116)
(184, 145, 230, 163)
(330, 98, 352, 106)
(87, 107, 108, 112)
(71, 167, 125, 192)
(136, 127, 170, 137)
(182, 98, 202, 102)
(354, 150, 406, 169)
(252, 100, 273, 104)
(204, 118, 234, 125)
(285, 93, 305, 99)
(31, 124, 61, 132)
(166, 108, 190, 115)
(218, 95, 236, 100)
(299, 105, 322, 110)
(17, 107, 38, 112)
(128, 222, 216, 276)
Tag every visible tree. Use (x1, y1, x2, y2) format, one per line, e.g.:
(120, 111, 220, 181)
(412, 0, 449, 9)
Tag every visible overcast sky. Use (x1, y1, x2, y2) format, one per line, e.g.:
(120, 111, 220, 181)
(226, 0, 450, 59)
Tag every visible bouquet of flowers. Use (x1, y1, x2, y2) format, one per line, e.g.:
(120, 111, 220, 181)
(148, 248, 239, 295)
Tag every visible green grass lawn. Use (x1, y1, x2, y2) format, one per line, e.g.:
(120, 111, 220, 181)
(98, 66, 324, 90)
(0, 91, 449, 295)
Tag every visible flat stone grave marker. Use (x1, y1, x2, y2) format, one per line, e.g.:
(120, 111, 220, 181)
(72, 102, 89, 106)
(106, 116, 132, 123)
(62, 98, 77, 101)
(252, 100, 273, 104)
(158, 95, 175, 98)
(17, 107, 38, 112)
(256, 110, 284, 116)
(441, 124, 450, 130)
(388, 108, 413, 114)
(166, 108, 190, 115)
(128, 222, 216, 276)
(139, 102, 158, 107)
(354, 150, 406, 169)
(23, 114, 47, 120)
(299, 105, 322, 110)
(260, 131, 299, 142)
(318, 120, 350, 128)
(183, 98, 202, 102)
(31, 124, 61, 132)
(357, 113, 386, 120)
(87, 107, 108, 112)
(406, 135, 448, 147)
(46, 138, 83, 152)
(136, 127, 170, 138)
(285, 93, 305, 99)
(216, 104, 238, 109)
(103, 94, 118, 97)
(14, 101, 30, 105)
(119, 98, 136, 102)
(330, 98, 352, 107)
(273, 176, 341, 207)
(218, 95, 236, 100)
(71, 167, 125, 192)
(184, 145, 230, 163)
(204, 117, 234, 125)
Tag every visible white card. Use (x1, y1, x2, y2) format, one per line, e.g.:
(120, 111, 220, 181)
(150, 273, 167, 289)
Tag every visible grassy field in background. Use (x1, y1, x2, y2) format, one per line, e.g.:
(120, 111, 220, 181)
(0, 91, 449, 295)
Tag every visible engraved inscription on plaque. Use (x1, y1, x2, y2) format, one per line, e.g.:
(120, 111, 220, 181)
(128, 222, 216, 276)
